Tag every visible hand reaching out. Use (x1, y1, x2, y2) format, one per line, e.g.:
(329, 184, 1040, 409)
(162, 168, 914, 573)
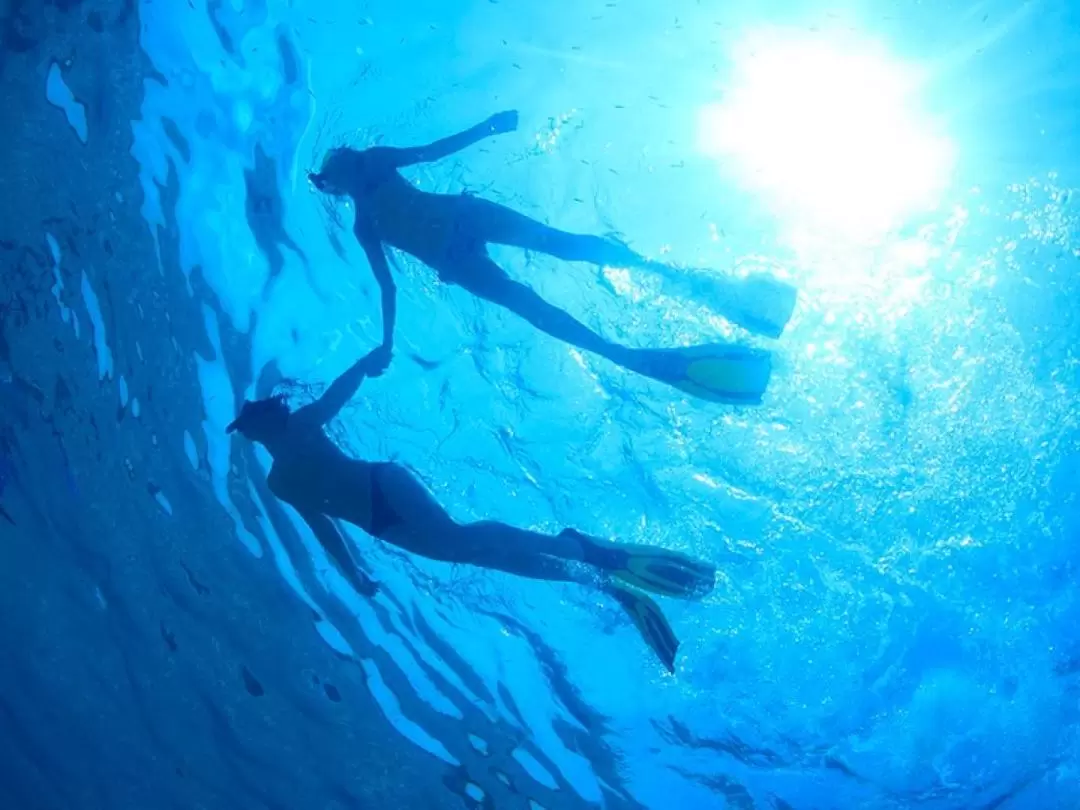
(361, 344, 392, 378)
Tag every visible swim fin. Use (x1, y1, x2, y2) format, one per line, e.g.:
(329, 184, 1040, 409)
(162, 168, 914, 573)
(720, 274, 798, 339)
(607, 582, 680, 673)
(607, 544, 717, 599)
(564, 529, 718, 599)
(630, 343, 773, 405)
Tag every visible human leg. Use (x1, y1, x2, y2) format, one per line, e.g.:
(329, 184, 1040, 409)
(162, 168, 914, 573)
(563, 529, 717, 599)
(370, 463, 703, 671)
(377, 469, 716, 600)
(465, 197, 646, 266)
(370, 463, 590, 583)
(650, 266, 798, 339)
(447, 521, 701, 672)
(452, 257, 774, 403)
(449, 255, 637, 367)
(463, 198, 797, 337)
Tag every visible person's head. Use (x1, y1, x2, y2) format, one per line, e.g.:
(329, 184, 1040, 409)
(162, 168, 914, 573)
(309, 146, 361, 196)
(226, 394, 291, 444)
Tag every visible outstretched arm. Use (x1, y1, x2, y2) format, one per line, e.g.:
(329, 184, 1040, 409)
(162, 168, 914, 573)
(300, 510, 378, 596)
(356, 229, 396, 352)
(383, 110, 518, 168)
(293, 345, 389, 429)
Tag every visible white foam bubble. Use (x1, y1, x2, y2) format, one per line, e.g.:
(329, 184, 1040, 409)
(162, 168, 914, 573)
(80, 271, 113, 380)
(183, 430, 199, 469)
(45, 232, 61, 266)
(360, 658, 460, 767)
(342, 590, 463, 721)
(195, 304, 260, 557)
(315, 619, 355, 657)
(465, 783, 485, 802)
(45, 63, 88, 144)
(468, 734, 489, 755)
(384, 602, 486, 712)
(512, 748, 559, 791)
(250, 480, 321, 614)
(45, 233, 78, 337)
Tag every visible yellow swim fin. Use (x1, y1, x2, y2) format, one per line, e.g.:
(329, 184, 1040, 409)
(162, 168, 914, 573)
(632, 344, 773, 405)
(610, 545, 717, 600)
(565, 530, 718, 600)
(607, 582, 680, 673)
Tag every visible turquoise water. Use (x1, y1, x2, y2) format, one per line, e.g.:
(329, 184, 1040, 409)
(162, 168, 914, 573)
(32, 0, 1080, 807)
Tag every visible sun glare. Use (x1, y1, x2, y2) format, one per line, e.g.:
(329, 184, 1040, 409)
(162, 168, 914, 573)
(699, 31, 954, 246)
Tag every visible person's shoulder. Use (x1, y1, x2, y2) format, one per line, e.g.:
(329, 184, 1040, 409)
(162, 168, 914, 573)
(362, 146, 402, 172)
(287, 406, 323, 434)
(363, 145, 394, 160)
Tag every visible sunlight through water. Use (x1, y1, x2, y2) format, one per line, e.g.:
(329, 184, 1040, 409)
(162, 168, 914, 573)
(698, 28, 957, 306)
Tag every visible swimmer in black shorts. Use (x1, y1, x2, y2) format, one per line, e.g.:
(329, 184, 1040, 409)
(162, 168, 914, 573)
(228, 346, 717, 672)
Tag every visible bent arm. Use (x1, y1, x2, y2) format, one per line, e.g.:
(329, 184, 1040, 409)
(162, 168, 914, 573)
(383, 118, 502, 167)
(294, 350, 376, 428)
(300, 511, 378, 596)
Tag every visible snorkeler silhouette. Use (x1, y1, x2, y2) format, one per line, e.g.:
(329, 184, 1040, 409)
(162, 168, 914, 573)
(309, 110, 797, 404)
(228, 346, 716, 671)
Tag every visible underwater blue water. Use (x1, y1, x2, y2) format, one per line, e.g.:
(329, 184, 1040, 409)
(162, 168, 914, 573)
(34, 0, 1080, 807)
